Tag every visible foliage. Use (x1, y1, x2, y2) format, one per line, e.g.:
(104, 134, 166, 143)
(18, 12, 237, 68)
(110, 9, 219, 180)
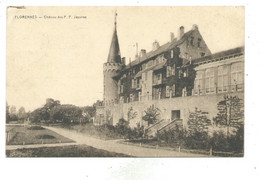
(9, 114, 18, 122)
(6, 102, 10, 123)
(18, 107, 27, 121)
(142, 105, 160, 126)
(187, 107, 211, 135)
(27, 126, 45, 130)
(184, 131, 210, 149)
(213, 95, 244, 128)
(115, 118, 131, 136)
(30, 107, 50, 123)
(29, 98, 83, 124)
(209, 125, 244, 152)
(127, 107, 137, 121)
(157, 125, 185, 146)
(50, 104, 82, 124)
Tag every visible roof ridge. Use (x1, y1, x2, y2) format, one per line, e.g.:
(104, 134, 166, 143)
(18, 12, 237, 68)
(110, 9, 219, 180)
(123, 29, 195, 69)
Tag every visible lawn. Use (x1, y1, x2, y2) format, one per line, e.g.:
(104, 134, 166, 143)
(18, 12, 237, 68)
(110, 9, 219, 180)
(6, 125, 75, 145)
(6, 145, 131, 157)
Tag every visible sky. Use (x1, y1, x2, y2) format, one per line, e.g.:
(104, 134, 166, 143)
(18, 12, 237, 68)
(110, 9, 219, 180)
(6, 6, 245, 111)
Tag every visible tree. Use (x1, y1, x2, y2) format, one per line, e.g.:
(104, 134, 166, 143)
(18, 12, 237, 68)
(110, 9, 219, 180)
(142, 105, 160, 126)
(18, 107, 26, 121)
(185, 108, 211, 149)
(213, 95, 244, 137)
(49, 104, 82, 124)
(6, 102, 10, 123)
(10, 105, 16, 114)
(115, 118, 132, 138)
(187, 107, 211, 135)
(30, 107, 50, 123)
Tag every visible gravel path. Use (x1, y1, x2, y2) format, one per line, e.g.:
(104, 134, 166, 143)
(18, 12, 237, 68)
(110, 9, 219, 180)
(44, 126, 208, 157)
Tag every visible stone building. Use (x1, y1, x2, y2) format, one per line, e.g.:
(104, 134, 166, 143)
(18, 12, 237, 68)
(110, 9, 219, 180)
(94, 14, 244, 135)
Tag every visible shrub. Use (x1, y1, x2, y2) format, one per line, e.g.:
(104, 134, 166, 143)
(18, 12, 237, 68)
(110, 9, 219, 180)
(27, 126, 45, 130)
(184, 131, 210, 150)
(36, 135, 55, 139)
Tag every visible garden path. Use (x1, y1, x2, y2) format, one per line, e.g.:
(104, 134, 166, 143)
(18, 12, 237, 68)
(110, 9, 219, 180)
(44, 126, 207, 157)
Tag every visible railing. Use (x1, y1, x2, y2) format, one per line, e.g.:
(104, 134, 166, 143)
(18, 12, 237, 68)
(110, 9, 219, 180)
(194, 84, 244, 96)
(107, 83, 244, 106)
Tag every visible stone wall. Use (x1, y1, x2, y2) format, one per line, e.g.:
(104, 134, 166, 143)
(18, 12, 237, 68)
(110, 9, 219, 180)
(106, 91, 244, 128)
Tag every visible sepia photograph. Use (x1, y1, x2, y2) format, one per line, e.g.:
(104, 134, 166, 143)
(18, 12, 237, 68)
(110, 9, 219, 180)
(6, 6, 245, 158)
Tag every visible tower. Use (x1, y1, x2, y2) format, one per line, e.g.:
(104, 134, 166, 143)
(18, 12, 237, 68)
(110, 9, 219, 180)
(103, 12, 123, 106)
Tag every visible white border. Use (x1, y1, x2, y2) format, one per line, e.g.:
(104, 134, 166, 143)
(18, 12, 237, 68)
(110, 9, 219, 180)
(1, 1, 260, 180)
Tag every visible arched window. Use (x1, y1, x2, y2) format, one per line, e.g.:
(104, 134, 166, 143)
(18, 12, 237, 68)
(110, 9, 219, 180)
(205, 68, 215, 93)
(218, 65, 228, 92)
(231, 62, 243, 91)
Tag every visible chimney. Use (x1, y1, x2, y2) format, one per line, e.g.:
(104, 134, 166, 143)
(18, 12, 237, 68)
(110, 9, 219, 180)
(140, 49, 146, 58)
(192, 24, 198, 30)
(122, 57, 126, 65)
(152, 41, 160, 51)
(177, 26, 184, 40)
(170, 32, 175, 42)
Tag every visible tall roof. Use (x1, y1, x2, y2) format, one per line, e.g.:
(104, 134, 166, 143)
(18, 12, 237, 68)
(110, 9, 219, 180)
(107, 13, 121, 63)
(123, 29, 195, 70)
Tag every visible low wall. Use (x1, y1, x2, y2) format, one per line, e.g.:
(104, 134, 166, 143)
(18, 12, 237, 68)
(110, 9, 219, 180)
(107, 92, 244, 128)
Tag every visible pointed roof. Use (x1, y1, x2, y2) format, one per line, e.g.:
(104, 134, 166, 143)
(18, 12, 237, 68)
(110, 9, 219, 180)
(107, 12, 121, 63)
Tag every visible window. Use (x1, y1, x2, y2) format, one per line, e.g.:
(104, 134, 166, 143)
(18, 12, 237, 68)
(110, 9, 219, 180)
(182, 87, 187, 97)
(190, 36, 194, 46)
(231, 62, 243, 91)
(183, 70, 187, 77)
(205, 68, 215, 93)
(166, 65, 175, 77)
(136, 78, 141, 89)
(201, 52, 205, 57)
(130, 94, 134, 102)
(194, 71, 203, 95)
(171, 110, 180, 120)
(198, 38, 201, 47)
(171, 50, 174, 58)
(218, 65, 228, 92)
(120, 85, 124, 93)
(120, 96, 124, 103)
(178, 70, 182, 79)
(131, 79, 135, 88)
(166, 86, 170, 97)
(157, 74, 161, 80)
(172, 84, 175, 97)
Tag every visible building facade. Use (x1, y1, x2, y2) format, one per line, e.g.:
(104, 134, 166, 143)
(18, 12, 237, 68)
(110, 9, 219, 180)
(95, 15, 244, 134)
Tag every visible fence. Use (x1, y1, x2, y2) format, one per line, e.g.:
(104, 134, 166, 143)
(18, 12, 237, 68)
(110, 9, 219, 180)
(119, 140, 243, 157)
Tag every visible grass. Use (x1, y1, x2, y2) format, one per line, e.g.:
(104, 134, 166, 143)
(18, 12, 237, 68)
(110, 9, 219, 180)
(7, 125, 75, 145)
(62, 124, 123, 140)
(6, 145, 131, 157)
